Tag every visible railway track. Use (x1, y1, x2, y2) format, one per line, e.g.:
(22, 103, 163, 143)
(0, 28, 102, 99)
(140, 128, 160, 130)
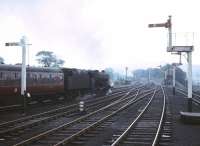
(0, 89, 134, 132)
(0, 85, 151, 145)
(157, 87, 173, 146)
(12, 87, 155, 146)
(108, 86, 166, 146)
(177, 88, 200, 105)
(0, 85, 136, 121)
(0, 85, 135, 112)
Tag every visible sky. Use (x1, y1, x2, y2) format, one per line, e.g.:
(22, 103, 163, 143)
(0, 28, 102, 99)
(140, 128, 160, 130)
(0, 0, 200, 73)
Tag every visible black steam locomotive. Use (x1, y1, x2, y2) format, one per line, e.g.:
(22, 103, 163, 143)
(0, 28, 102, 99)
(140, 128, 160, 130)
(0, 65, 110, 106)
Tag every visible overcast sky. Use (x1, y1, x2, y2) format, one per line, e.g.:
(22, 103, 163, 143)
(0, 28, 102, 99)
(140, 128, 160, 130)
(0, 0, 200, 72)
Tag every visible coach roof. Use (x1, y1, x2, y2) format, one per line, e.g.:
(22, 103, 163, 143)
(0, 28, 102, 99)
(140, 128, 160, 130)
(0, 64, 62, 73)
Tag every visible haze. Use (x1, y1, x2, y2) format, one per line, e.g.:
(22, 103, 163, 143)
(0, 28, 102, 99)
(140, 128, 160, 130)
(0, 0, 200, 71)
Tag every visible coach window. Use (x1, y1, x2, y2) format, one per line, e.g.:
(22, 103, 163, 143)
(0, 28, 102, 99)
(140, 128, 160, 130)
(39, 74, 42, 79)
(27, 73, 30, 78)
(15, 72, 18, 79)
(0, 72, 3, 79)
(33, 74, 37, 80)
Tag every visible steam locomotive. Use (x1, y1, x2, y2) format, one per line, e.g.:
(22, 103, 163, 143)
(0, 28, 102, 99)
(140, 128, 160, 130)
(0, 65, 110, 106)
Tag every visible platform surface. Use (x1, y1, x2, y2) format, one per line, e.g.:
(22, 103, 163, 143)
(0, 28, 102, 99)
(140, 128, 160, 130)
(180, 111, 200, 117)
(167, 87, 200, 146)
(180, 111, 200, 124)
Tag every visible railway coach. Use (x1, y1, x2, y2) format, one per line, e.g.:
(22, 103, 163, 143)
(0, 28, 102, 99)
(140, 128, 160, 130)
(0, 65, 64, 105)
(0, 64, 110, 106)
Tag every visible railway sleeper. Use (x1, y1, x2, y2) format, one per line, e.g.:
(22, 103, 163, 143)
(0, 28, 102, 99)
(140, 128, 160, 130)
(70, 140, 85, 145)
(160, 135, 172, 141)
(0, 117, 50, 136)
(133, 127, 158, 130)
(56, 130, 77, 135)
(94, 126, 106, 131)
(81, 133, 97, 137)
(76, 136, 92, 141)
(158, 143, 172, 146)
(36, 139, 56, 145)
(53, 133, 72, 137)
(128, 132, 156, 135)
(121, 141, 151, 146)
(105, 134, 126, 144)
(136, 123, 159, 127)
(45, 136, 67, 141)
(125, 137, 154, 142)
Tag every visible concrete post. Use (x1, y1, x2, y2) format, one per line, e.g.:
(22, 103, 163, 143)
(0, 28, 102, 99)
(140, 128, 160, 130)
(173, 65, 176, 95)
(187, 52, 192, 112)
(164, 71, 167, 85)
(79, 101, 85, 113)
(125, 67, 128, 83)
(148, 69, 150, 83)
(20, 36, 26, 96)
(168, 16, 172, 49)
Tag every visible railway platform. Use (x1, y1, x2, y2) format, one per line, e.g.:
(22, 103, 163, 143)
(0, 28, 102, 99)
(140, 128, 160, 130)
(166, 87, 200, 146)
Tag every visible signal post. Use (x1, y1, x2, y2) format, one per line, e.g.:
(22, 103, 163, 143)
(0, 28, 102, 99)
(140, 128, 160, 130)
(5, 36, 30, 114)
(148, 16, 194, 112)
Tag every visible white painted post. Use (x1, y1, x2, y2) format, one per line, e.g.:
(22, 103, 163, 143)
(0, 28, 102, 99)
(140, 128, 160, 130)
(5, 36, 29, 114)
(79, 101, 85, 113)
(165, 71, 167, 80)
(168, 16, 172, 49)
(20, 36, 26, 96)
(173, 65, 176, 95)
(164, 71, 167, 84)
(187, 51, 192, 112)
(125, 67, 128, 82)
(148, 69, 150, 83)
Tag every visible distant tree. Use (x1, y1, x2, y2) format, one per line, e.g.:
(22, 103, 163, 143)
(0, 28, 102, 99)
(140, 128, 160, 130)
(36, 51, 65, 67)
(133, 65, 169, 81)
(133, 69, 147, 78)
(53, 59, 65, 67)
(0, 56, 5, 64)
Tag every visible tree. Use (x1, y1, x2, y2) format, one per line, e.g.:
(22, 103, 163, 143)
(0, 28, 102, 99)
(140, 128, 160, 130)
(36, 51, 65, 67)
(53, 59, 65, 67)
(0, 56, 5, 64)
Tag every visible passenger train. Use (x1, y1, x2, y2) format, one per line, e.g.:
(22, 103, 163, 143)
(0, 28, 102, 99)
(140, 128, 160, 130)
(0, 65, 110, 106)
